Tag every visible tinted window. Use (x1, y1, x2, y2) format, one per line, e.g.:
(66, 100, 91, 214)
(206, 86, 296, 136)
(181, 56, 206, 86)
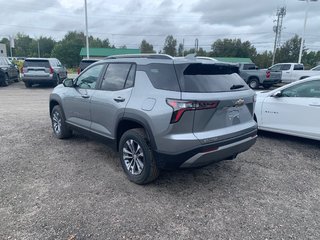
(270, 64, 282, 71)
(24, 60, 50, 68)
(176, 63, 248, 92)
(76, 64, 105, 89)
(140, 63, 180, 91)
(280, 64, 291, 71)
(294, 64, 304, 70)
(100, 63, 132, 91)
(243, 64, 256, 70)
(282, 80, 320, 98)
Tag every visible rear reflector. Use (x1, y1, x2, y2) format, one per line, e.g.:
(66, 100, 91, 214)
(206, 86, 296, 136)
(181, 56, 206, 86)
(166, 99, 219, 123)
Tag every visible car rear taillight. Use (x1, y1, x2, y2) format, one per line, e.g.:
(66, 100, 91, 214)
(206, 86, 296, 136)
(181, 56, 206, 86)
(77, 67, 80, 74)
(21, 67, 24, 74)
(266, 71, 271, 79)
(166, 99, 219, 123)
(50, 67, 54, 74)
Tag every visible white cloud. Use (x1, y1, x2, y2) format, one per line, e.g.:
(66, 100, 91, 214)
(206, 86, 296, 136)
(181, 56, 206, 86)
(0, 0, 319, 52)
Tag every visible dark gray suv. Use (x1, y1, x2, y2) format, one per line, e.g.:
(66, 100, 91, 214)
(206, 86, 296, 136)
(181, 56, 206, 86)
(22, 58, 67, 88)
(49, 54, 257, 184)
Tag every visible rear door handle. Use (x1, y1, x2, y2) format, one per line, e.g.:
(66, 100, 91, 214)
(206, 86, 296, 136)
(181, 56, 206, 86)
(81, 94, 90, 99)
(114, 97, 125, 102)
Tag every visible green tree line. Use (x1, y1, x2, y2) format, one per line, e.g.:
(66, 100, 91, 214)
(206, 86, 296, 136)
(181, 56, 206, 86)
(1, 32, 319, 69)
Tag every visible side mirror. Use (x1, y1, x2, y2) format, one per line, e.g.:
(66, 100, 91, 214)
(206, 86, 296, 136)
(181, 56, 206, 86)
(63, 78, 74, 87)
(272, 91, 282, 97)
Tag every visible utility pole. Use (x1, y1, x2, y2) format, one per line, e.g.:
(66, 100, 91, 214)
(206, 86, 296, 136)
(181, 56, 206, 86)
(84, 0, 89, 59)
(37, 40, 40, 58)
(195, 38, 199, 54)
(272, 7, 286, 65)
(298, 0, 318, 64)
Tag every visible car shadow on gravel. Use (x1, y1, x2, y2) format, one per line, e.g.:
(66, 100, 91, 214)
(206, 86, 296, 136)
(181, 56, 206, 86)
(257, 130, 319, 149)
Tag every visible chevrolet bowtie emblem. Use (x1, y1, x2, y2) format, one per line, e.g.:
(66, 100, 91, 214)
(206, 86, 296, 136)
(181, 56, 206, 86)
(234, 99, 245, 107)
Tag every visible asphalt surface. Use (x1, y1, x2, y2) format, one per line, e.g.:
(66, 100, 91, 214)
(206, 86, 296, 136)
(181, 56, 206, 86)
(0, 82, 319, 240)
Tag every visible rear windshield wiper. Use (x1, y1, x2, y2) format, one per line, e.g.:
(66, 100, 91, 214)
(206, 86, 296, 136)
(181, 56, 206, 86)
(230, 84, 245, 90)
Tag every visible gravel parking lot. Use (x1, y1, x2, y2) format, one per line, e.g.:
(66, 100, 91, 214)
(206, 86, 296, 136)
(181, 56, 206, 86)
(1, 82, 320, 240)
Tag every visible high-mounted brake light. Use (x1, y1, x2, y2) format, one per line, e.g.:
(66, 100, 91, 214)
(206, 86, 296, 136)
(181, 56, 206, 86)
(166, 99, 219, 123)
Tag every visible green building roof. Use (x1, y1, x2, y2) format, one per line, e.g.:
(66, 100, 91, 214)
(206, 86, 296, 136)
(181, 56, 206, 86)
(80, 48, 140, 57)
(214, 57, 253, 63)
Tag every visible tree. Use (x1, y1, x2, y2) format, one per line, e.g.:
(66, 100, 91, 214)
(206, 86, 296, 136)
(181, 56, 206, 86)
(302, 51, 320, 69)
(177, 43, 184, 56)
(36, 37, 56, 58)
(252, 50, 273, 68)
(275, 35, 302, 63)
(163, 35, 177, 57)
(140, 40, 155, 53)
(14, 33, 34, 57)
(51, 31, 85, 67)
(88, 36, 111, 48)
(209, 38, 257, 58)
(197, 47, 208, 57)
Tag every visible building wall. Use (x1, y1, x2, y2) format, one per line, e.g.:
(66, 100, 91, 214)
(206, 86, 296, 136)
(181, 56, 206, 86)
(0, 43, 7, 57)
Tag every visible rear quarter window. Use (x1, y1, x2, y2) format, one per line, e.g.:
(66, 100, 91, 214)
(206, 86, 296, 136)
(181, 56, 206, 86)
(139, 63, 180, 91)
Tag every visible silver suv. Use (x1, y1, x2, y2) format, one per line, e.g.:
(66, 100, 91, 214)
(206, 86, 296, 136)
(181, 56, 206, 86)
(49, 54, 257, 184)
(22, 58, 68, 88)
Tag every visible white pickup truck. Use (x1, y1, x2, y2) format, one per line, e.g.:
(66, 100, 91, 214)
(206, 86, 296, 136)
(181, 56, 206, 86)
(268, 63, 320, 83)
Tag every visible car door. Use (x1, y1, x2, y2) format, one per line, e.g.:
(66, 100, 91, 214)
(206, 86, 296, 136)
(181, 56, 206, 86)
(63, 63, 106, 130)
(90, 63, 135, 138)
(278, 64, 292, 83)
(261, 80, 320, 138)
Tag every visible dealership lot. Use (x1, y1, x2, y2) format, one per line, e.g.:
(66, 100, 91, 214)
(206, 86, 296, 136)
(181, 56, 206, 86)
(0, 82, 320, 239)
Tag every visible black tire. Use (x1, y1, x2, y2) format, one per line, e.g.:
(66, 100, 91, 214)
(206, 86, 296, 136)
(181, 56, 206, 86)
(51, 105, 72, 139)
(2, 74, 9, 87)
(248, 78, 259, 89)
(262, 84, 272, 89)
(119, 128, 159, 184)
(52, 76, 59, 87)
(24, 82, 32, 88)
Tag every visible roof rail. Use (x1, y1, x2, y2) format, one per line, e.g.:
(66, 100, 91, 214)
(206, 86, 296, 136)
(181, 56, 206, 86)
(105, 54, 173, 60)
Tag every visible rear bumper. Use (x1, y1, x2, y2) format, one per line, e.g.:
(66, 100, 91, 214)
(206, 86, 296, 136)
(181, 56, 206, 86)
(22, 76, 55, 83)
(154, 129, 257, 169)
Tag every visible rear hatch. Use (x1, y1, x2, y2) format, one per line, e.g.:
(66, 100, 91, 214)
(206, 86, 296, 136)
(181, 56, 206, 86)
(174, 62, 256, 144)
(23, 59, 52, 77)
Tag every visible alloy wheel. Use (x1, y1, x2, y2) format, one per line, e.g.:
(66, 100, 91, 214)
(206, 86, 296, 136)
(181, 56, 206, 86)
(123, 139, 144, 175)
(52, 111, 62, 134)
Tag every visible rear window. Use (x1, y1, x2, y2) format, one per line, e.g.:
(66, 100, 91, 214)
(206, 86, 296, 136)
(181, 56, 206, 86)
(24, 60, 50, 68)
(242, 64, 256, 70)
(294, 64, 304, 70)
(176, 63, 248, 93)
